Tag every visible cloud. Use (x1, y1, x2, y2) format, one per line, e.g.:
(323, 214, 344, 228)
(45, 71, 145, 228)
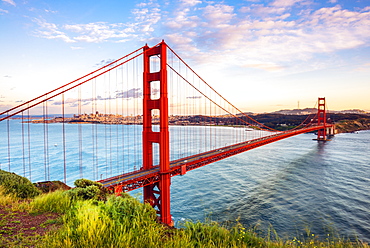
(44, 9, 57, 14)
(51, 88, 143, 107)
(116, 88, 142, 99)
(354, 62, 370, 72)
(64, 22, 135, 43)
(271, 0, 306, 8)
(94, 59, 116, 67)
(33, 18, 76, 43)
(30, 0, 370, 75)
(180, 0, 201, 7)
(242, 63, 285, 72)
(159, 1, 370, 74)
(202, 4, 235, 27)
(0, 8, 9, 14)
(2, 0, 15, 6)
(32, 1, 161, 43)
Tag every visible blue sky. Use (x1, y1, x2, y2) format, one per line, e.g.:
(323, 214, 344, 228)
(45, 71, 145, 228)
(1, 0, 369, 113)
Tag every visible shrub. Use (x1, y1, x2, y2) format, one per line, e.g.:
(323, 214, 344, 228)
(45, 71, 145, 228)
(65, 178, 108, 201)
(74, 178, 103, 189)
(0, 169, 40, 199)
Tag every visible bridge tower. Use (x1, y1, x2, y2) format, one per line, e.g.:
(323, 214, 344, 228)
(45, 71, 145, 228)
(317, 97, 327, 141)
(142, 41, 173, 226)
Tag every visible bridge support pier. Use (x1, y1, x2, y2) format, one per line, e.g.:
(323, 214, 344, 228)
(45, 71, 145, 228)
(142, 41, 173, 226)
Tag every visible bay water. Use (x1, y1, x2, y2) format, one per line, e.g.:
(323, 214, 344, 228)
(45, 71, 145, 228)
(1, 120, 369, 242)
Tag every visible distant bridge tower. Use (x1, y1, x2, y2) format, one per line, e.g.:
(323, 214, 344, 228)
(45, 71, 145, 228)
(142, 41, 172, 226)
(317, 97, 328, 141)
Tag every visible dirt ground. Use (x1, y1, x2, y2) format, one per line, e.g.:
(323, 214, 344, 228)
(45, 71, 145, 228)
(0, 205, 60, 247)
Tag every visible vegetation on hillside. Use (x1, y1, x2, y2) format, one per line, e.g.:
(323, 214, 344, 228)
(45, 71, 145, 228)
(335, 118, 370, 133)
(0, 172, 369, 247)
(0, 169, 40, 198)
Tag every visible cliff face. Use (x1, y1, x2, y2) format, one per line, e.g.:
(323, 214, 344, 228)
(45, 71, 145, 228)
(335, 118, 370, 133)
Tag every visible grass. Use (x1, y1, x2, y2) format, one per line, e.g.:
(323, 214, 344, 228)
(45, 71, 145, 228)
(25, 190, 72, 214)
(1, 176, 369, 247)
(39, 194, 369, 248)
(0, 186, 18, 207)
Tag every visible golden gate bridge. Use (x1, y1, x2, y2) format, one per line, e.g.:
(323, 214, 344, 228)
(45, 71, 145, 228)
(0, 41, 334, 226)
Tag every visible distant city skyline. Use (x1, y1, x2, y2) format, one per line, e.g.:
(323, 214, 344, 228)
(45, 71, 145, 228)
(1, 0, 369, 113)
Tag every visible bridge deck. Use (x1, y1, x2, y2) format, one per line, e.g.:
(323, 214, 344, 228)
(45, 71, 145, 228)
(99, 125, 331, 192)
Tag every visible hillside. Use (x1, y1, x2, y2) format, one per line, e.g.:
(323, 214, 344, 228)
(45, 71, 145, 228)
(335, 118, 370, 133)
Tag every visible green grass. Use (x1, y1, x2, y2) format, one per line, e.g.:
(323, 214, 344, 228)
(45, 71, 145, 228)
(0, 186, 19, 207)
(39, 194, 369, 248)
(0, 173, 369, 248)
(25, 190, 72, 214)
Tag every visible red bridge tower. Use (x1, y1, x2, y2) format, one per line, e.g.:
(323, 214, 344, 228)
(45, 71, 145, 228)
(317, 97, 328, 141)
(142, 41, 172, 226)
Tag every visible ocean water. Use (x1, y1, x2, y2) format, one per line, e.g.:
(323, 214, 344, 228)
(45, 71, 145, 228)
(1, 120, 369, 242)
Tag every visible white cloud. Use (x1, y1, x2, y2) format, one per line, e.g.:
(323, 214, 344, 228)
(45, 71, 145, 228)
(31, 1, 161, 43)
(2, 0, 15, 6)
(0, 8, 9, 14)
(30, 0, 370, 75)
(242, 63, 285, 72)
(131, 4, 161, 34)
(202, 4, 235, 26)
(355, 62, 370, 72)
(33, 18, 76, 43)
(44, 9, 58, 14)
(65, 22, 134, 43)
(158, 1, 370, 75)
(180, 0, 201, 7)
(271, 0, 304, 8)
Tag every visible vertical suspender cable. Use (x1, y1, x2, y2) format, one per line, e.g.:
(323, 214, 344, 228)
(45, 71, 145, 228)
(27, 107, 31, 180)
(126, 62, 129, 173)
(21, 112, 26, 177)
(7, 113, 10, 171)
(78, 85, 83, 178)
(95, 80, 99, 180)
(43, 101, 47, 180)
(91, 79, 96, 180)
(115, 64, 119, 176)
(46, 97, 50, 180)
(62, 94, 67, 184)
(133, 56, 137, 171)
(104, 73, 108, 178)
(109, 70, 112, 177)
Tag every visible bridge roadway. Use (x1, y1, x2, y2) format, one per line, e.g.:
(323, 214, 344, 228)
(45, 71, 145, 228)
(99, 125, 331, 193)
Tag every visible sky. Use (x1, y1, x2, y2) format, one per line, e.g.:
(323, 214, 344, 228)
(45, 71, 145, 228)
(1, 0, 370, 113)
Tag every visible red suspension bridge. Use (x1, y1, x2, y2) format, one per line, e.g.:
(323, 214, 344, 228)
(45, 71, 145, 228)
(0, 41, 334, 226)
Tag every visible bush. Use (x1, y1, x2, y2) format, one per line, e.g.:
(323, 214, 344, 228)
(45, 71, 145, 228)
(74, 178, 103, 189)
(65, 178, 107, 201)
(0, 169, 40, 199)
